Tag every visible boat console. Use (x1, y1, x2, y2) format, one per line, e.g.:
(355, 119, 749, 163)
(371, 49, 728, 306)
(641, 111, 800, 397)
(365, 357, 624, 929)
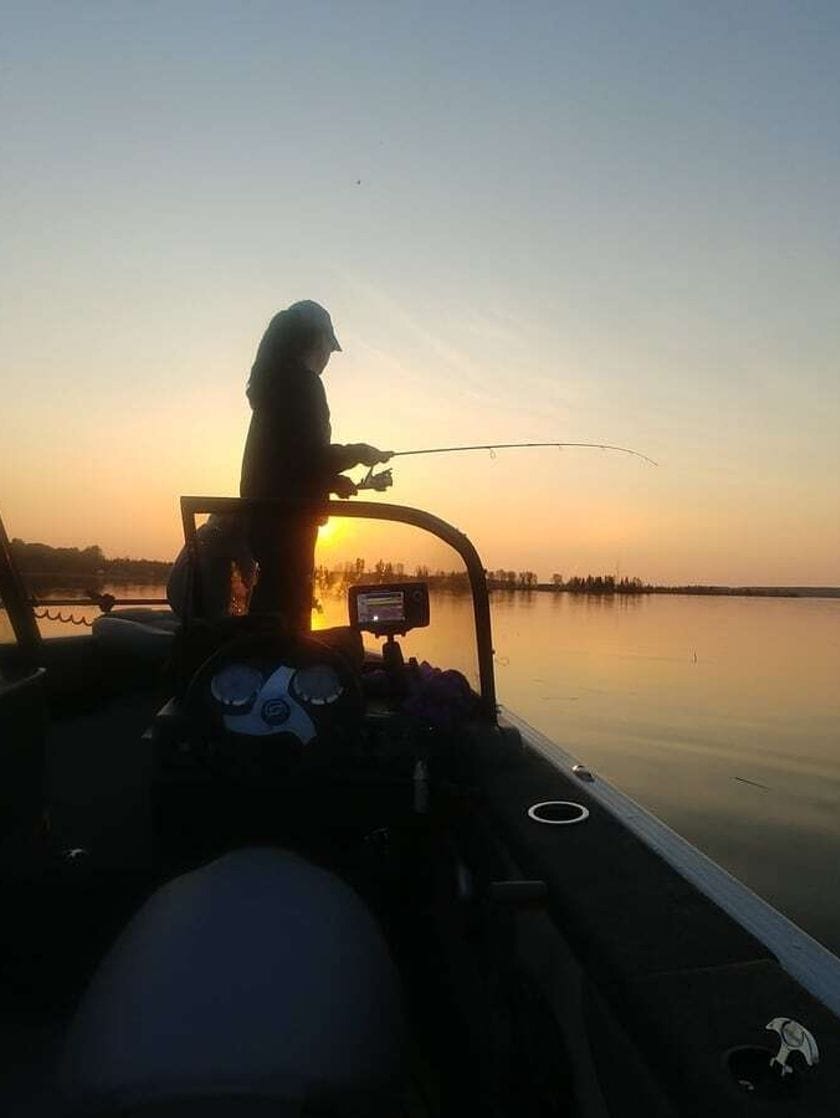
(147, 576, 477, 866)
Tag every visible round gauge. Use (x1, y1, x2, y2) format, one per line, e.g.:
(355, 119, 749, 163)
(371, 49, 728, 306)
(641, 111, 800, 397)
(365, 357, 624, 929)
(209, 663, 263, 711)
(290, 664, 345, 706)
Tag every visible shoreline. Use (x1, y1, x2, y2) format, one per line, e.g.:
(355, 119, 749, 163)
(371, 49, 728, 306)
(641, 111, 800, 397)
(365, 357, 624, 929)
(13, 573, 840, 602)
(524, 585, 840, 599)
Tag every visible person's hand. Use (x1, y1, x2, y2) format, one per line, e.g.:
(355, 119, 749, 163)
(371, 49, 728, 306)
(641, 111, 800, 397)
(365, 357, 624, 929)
(332, 475, 358, 499)
(354, 444, 393, 467)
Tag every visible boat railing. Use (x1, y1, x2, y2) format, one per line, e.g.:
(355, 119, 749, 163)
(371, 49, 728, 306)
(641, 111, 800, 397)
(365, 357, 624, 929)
(180, 496, 497, 717)
(3, 499, 497, 717)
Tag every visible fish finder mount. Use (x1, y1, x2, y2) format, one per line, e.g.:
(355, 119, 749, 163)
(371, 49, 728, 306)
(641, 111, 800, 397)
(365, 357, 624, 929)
(348, 581, 430, 682)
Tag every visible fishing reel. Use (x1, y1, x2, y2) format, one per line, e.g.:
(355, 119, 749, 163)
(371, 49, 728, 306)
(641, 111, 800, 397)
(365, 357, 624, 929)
(357, 465, 394, 492)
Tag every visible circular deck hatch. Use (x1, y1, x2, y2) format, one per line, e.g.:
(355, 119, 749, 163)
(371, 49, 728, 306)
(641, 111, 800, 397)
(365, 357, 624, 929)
(527, 800, 589, 825)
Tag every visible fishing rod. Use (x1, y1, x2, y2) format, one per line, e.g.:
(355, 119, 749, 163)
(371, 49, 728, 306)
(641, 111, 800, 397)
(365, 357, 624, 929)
(357, 441, 658, 491)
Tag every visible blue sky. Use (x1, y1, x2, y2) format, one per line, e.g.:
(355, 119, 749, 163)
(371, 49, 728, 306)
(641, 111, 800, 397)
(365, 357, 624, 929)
(3, 1, 839, 582)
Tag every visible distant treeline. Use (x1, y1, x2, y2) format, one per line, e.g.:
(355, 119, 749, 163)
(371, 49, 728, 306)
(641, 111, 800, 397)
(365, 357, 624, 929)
(650, 584, 840, 598)
(9, 539, 171, 583)
(490, 572, 840, 598)
(315, 560, 471, 593)
(316, 564, 650, 595)
(9, 540, 837, 599)
(488, 571, 649, 594)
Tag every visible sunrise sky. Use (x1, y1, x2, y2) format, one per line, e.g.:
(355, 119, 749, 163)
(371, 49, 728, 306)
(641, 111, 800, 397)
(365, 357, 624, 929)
(3, 2, 839, 584)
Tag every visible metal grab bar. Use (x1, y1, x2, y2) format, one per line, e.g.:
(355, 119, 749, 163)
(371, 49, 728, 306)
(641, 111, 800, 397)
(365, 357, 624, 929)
(180, 496, 498, 719)
(27, 597, 168, 609)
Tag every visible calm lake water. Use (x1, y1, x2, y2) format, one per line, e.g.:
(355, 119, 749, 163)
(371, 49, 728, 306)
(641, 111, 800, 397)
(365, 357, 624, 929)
(4, 586, 840, 953)
(489, 591, 840, 956)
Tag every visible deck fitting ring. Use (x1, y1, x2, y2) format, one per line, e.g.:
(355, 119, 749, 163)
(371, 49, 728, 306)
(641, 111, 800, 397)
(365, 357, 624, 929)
(527, 800, 589, 826)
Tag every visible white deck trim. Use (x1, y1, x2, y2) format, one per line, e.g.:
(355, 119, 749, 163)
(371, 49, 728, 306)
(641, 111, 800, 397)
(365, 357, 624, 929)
(500, 706, 840, 1017)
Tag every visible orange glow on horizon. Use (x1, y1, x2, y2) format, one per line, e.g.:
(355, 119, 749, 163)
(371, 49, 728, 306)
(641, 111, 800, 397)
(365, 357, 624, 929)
(317, 518, 340, 545)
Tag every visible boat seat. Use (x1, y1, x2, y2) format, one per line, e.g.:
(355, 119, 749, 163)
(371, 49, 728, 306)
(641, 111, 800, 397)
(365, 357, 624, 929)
(61, 848, 406, 1116)
(91, 609, 180, 663)
(92, 611, 364, 673)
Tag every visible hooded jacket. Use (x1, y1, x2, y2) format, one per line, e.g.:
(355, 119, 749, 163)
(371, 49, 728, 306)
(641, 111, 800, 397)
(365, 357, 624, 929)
(240, 359, 337, 503)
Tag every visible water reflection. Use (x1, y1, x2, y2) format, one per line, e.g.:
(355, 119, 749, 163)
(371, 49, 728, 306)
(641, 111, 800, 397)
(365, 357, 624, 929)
(490, 591, 840, 953)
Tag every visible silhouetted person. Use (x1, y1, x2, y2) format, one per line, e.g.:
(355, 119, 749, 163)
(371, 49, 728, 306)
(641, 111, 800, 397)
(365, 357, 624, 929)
(241, 301, 391, 630)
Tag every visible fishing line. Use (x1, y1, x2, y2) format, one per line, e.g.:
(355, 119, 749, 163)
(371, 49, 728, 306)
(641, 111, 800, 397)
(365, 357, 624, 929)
(357, 441, 657, 490)
(391, 442, 658, 466)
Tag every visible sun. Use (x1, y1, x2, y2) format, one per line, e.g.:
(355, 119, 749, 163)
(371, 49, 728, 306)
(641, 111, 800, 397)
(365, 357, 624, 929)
(317, 518, 341, 544)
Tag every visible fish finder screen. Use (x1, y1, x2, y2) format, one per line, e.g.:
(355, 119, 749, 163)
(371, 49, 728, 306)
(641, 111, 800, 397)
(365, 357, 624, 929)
(349, 581, 430, 635)
(356, 590, 405, 624)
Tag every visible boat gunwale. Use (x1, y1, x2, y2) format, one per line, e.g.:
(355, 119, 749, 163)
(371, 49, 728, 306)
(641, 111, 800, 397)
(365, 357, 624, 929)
(502, 706, 840, 1018)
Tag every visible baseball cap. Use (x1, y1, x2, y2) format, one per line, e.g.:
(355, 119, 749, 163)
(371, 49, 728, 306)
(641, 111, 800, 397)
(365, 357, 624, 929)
(287, 300, 342, 351)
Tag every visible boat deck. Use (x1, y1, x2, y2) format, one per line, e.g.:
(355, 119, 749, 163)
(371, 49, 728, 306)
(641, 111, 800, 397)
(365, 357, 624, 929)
(2, 632, 840, 1116)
